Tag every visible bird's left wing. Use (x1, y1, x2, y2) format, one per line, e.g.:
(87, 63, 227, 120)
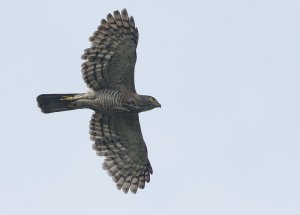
(81, 9, 138, 92)
(90, 112, 153, 194)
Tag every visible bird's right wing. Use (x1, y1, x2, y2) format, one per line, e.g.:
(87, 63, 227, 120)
(90, 112, 153, 194)
(81, 9, 138, 92)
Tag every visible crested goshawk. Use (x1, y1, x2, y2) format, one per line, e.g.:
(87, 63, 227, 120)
(37, 9, 161, 194)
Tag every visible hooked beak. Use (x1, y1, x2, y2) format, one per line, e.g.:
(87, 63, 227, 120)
(156, 102, 161, 108)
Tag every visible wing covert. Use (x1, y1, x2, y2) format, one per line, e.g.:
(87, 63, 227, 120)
(89, 112, 152, 194)
(81, 9, 138, 92)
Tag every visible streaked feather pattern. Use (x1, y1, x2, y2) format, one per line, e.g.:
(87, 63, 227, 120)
(82, 9, 138, 92)
(90, 112, 153, 193)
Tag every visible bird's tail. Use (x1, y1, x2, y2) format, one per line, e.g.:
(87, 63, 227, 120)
(37, 94, 83, 113)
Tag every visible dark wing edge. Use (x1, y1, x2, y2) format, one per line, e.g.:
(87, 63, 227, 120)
(89, 112, 152, 194)
(82, 9, 138, 92)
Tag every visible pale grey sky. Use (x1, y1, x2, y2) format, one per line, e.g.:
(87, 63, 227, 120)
(1, 0, 300, 214)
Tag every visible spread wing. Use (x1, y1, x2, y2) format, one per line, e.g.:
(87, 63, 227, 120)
(81, 9, 138, 92)
(90, 112, 153, 194)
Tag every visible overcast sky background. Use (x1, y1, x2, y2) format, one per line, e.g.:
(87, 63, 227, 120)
(0, 0, 299, 214)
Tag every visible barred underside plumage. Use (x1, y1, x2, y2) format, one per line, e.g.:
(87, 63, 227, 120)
(81, 9, 138, 92)
(90, 113, 152, 193)
(87, 89, 126, 112)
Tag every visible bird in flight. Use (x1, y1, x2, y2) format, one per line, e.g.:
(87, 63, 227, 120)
(37, 9, 161, 194)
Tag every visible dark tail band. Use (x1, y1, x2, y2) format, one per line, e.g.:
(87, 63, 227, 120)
(37, 94, 80, 113)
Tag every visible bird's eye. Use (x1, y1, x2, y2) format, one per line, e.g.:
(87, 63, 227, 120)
(148, 97, 155, 103)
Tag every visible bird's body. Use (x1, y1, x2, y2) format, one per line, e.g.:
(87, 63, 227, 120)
(37, 9, 160, 194)
(86, 89, 127, 112)
(66, 89, 129, 112)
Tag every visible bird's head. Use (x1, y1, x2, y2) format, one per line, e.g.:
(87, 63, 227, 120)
(123, 94, 161, 112)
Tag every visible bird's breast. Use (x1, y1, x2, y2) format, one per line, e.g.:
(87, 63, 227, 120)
(85, 89, 126, 112)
